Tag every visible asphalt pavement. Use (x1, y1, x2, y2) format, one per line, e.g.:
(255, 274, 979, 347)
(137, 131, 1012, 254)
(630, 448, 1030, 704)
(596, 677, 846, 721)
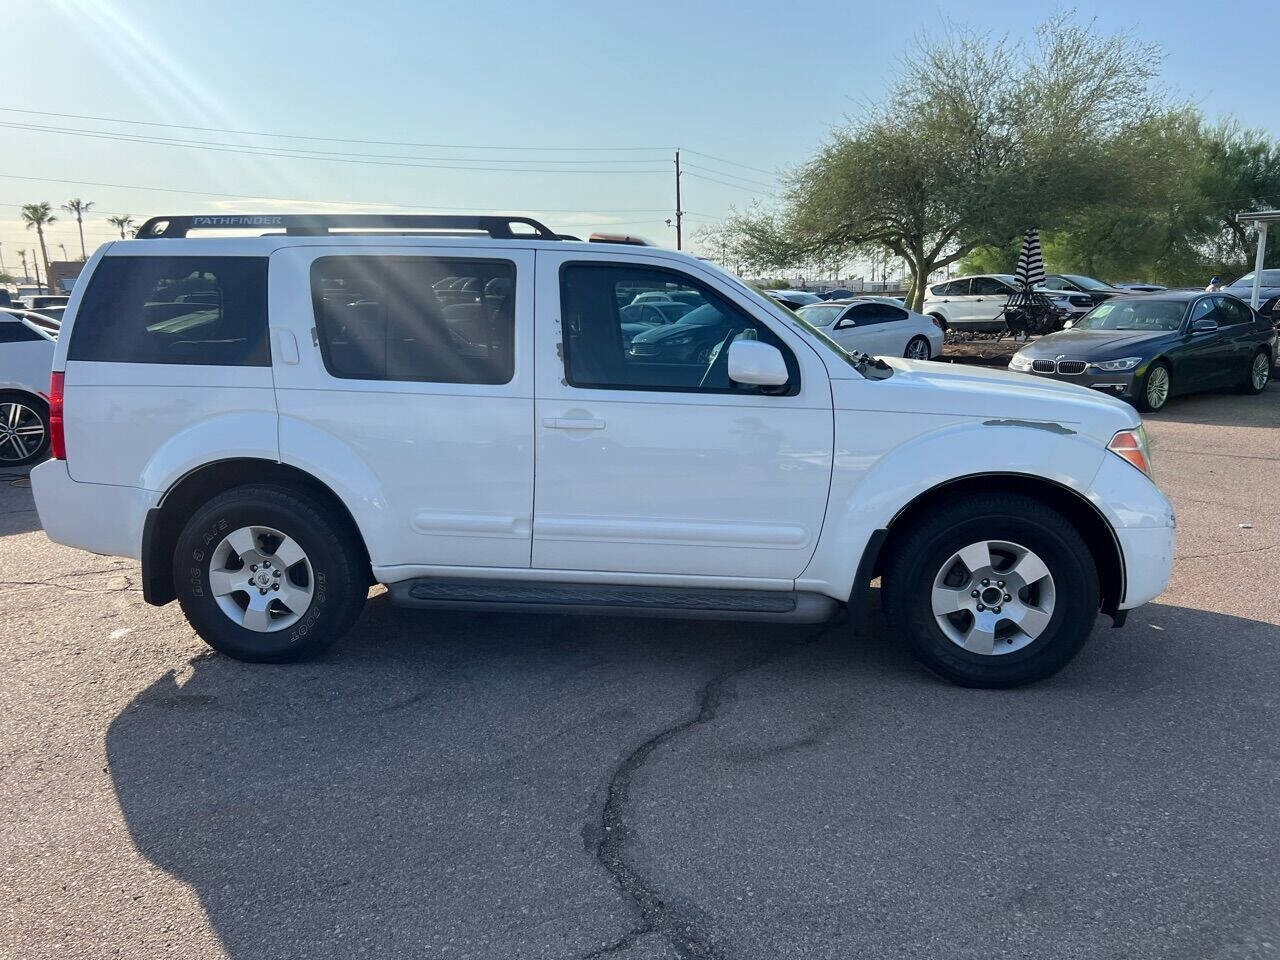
(1, 386, 1277, 960)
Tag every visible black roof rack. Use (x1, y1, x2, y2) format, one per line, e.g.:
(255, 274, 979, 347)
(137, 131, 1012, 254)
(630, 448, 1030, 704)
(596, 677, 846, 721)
(133, 213, 561, 240)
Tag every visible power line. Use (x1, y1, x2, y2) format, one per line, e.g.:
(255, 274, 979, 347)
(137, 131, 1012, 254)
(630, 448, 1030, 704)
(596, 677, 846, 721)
(683, 149, 779, 177)
(682, 162, 779, 190)
(0, 106, 668, 153)
(0, 173, 675, 215)
(683, 171, 779, 196)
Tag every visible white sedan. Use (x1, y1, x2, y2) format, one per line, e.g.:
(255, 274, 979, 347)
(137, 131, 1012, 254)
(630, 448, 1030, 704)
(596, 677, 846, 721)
(796, 298, 944, 360)
(0, 309, 57, 465)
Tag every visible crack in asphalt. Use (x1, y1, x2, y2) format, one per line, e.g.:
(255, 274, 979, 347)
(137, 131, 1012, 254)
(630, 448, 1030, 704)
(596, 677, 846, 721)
(1175, 542, 1279, 561)
(586, 624, 833, 960)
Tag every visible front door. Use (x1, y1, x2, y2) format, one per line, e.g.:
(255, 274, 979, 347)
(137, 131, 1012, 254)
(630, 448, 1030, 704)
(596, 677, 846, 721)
(269, 245, 535, 570)
(532, 252, 834, 581)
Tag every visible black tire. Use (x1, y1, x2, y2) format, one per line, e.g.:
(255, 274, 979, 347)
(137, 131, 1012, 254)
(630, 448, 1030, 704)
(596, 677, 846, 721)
(173, 484, 368, 662)
(1239, 348, 1271, 395)
(903, 335, 932, 360)
(0, 392, 50, 467)
(1134, 360, 1171, 412)
(882, 493, 1100, 688)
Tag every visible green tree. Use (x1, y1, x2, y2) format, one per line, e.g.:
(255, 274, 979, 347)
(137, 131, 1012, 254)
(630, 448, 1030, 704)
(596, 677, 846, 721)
(722, 14, 1170, 310)
(61, 198, 95, 260)
(20, 202, 57, 295)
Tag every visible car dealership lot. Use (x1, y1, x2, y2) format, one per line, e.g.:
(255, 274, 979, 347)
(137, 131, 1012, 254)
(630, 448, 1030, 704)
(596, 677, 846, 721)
(1, 389, 1277, 960)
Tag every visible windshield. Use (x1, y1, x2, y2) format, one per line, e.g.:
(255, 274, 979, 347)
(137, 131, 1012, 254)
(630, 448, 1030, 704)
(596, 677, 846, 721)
(1065, 274, 1116, 291)
(795, 304, 844, 327)
(1232, 270, 1280, 287)
(1076, 300, 1185, 332)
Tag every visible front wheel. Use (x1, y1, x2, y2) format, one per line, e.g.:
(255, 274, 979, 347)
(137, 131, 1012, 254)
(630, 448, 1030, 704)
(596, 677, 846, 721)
(904, 335, 932, 360)
(1240, 349, 1271, 395)
(173, 485, 368, 662)
(882, 493, 1100, 688)
(1134, 361, 1171, 412)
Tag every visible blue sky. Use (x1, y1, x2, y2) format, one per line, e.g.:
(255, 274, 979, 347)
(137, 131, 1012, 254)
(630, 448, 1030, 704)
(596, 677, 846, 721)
(1, 0, 1277, 273)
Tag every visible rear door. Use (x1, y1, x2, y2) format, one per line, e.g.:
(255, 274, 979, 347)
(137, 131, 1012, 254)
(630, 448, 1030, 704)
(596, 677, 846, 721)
(832, 302, 909, 355)
(269, 245, 535, 570)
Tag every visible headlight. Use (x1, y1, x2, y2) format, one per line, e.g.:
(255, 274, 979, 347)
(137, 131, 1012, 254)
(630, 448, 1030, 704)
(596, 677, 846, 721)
(1089, 356, 1142, 372)
(1009, 353, 1033, 371)
(1108, 425, 1153, 477)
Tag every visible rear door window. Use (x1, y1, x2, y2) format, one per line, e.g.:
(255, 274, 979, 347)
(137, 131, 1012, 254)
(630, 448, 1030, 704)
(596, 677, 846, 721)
(69, 256, 269, 365)
(310, 256, 515, 385)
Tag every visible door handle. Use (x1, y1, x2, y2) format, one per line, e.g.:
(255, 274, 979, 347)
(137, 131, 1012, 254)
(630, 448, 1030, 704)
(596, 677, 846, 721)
(543, 417, 606, 430)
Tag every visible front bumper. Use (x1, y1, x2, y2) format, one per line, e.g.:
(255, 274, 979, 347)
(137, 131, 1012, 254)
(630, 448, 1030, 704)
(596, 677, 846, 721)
(1025, 367, 1138, 400)
(1085, 454, 1176, 610)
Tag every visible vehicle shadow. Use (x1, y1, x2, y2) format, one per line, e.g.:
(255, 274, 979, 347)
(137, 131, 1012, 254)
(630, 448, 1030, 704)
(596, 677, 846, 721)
(104, 596, 1280, 959)
(0, 467, 41, 537)
(1144, 382, 1278, 428)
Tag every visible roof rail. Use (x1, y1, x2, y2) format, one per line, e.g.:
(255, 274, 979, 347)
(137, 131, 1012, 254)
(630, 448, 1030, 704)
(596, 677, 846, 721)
(133, 213, 561, 240)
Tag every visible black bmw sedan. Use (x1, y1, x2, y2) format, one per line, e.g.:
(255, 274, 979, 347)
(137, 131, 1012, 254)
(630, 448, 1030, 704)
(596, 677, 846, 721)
(1009, 291, 1276, 412)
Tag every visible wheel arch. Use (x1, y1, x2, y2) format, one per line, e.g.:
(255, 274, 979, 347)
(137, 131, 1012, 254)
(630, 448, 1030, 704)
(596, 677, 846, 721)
(863, 472, 1124, 618)
(141, 458, 372, 606)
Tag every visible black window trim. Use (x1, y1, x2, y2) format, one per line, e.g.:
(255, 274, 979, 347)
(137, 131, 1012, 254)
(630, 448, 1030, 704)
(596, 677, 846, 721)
(309, 253, 518, 386)
(557, 260, 801, 397)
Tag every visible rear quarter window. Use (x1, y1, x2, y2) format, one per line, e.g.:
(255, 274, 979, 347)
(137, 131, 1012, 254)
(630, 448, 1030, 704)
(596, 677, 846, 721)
(68, 256, 269, 366)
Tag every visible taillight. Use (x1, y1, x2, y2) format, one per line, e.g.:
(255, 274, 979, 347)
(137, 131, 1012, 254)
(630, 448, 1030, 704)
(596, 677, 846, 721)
(48, 371, 65, 460)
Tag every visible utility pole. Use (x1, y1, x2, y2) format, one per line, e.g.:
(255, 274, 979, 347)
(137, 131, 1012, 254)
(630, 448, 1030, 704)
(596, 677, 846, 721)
(0, 242, 5, 277)
(673, 148, 683, 251)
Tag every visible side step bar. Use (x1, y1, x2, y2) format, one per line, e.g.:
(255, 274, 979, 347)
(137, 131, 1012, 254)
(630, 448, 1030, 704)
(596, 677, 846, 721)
(387, 578, 840, 623)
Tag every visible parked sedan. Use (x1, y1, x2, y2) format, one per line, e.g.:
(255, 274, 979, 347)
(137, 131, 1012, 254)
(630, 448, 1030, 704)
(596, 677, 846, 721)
(1009, 291, 1275, 411)
(1039, 274, 1127, 307)
(1222, 268, 1280, 323)
(0, 309, 56, 465)
(796, 298, 943, 360)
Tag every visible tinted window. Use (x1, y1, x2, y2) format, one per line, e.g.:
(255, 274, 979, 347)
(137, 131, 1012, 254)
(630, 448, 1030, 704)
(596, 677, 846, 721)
(971, 277, 1011, 296)
(1078, 299, 1186, 332)
(932, 280, 969, 297)
(1041, 277, 1070, 290)
(69, 257, 269, 365)
(560, 263, 797, 394)
(839, 302, 908, 327)
(311, 256, 515, 384)
(0, 321, 43, 343)
(1213, 297, 1253, 327)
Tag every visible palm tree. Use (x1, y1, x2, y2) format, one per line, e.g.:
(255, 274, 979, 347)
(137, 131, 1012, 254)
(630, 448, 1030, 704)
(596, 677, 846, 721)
(107, 214, 134, 239)
(61, 198, 94, 259)
(20, 202, 56, 295)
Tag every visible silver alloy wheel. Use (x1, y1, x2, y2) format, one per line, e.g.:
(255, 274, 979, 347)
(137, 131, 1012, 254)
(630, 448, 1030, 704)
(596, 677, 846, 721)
(905, 336, 931, 360)
(1146, 365, 1170, 409)
(930, 540, 1056, 655)
(208, 525, 314, 632)
(1252, 352, 1270, 390)
(0, 401, 46, 463)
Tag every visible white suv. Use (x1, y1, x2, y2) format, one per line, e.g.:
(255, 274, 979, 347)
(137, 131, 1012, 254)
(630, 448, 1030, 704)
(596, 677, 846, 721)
(924, 274, 1090, 332)
(32, 214, 1175, 687)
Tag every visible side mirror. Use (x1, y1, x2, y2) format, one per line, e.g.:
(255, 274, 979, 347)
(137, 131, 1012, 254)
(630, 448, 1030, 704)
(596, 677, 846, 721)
(1062, 319, 1074, 329)
(834, 316, 856, 330)
(728, 339, 789, 387)
(1191, 318, 1219, 334)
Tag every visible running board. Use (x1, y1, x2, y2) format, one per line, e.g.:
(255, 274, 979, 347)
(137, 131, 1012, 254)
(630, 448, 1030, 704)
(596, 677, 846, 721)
(386, 578, 839, 622)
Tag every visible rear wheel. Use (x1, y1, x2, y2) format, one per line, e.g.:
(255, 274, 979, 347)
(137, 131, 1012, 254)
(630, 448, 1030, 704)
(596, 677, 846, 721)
(0, 392, 50, 467)
(904, 335, 932, 360)
(173, 485, 368, 662)
(1240, 349, 1271, 395)
(1135, 361, 1171, 412)
(882, 494, 1100, 688)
